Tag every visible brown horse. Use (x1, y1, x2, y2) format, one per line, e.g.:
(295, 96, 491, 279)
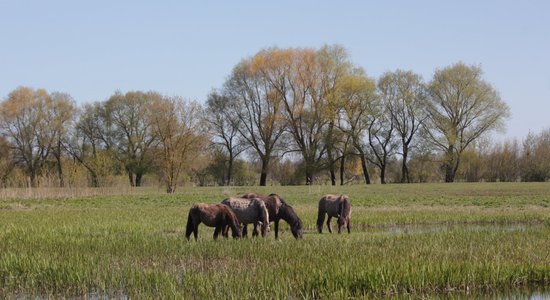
(221, 197, 270, 237)
(316, 194, 352, 234)
(185, 203, 242, 240)
(242, 193, 303, 239)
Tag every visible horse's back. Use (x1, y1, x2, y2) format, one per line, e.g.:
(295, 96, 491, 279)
(222, 197, 261, 224)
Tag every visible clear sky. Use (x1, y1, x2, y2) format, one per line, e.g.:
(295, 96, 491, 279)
(1, 1, 549, 141)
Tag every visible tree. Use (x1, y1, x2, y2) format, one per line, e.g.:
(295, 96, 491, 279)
(0, 136, 15, 187)
(48, 92, 76, 187)
(336, 72, 378, 184)
(365, 96, 399, 184)
(206, 91, 247, 186)
(224, 56, 287, 186)
(66, 102, 119, 187)
(425, 62, 510, 182)
(102, 91, 158, 187)
(149, 95, 207, 193)
(379, 70, 427, 183)
(0, 87, 73, 187)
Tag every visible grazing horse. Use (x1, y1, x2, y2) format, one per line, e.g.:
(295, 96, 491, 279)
(221, 197, 270, 237)
(316, 194, 352, 234)
(185, 203, 242, 240)
(242, 193, 303, 239)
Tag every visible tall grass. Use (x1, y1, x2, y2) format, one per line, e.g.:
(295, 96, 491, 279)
(0, 182, 549, 298)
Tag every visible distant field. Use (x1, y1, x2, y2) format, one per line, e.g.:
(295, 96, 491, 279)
(1, 183, 549, 298)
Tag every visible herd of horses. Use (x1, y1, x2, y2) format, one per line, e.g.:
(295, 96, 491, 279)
(185, 193, 352, 240)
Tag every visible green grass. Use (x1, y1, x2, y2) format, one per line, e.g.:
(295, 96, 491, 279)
(0, 183, 549, 298)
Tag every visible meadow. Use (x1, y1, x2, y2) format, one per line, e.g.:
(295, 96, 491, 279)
(0, 183, 549, 298)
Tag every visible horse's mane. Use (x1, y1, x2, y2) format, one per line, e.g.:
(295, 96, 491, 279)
(269, 193, 288, 206)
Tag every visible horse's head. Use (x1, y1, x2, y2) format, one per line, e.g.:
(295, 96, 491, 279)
(231, 224, 243, 239)
(258, 220, 270, 237)
(280, 203, 303, 239)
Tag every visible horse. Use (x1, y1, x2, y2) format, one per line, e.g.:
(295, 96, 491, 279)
(242, 193, 303, 239)
(316, 194, 352, 234)
(221, 197, 270, 237)
(185, 203, 242, 240)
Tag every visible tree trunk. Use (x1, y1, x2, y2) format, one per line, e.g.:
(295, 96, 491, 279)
(55, 141, 65, 187)
(340, 153, 346, 186)
(359, 153, 371, 184)
(226, 156, 233, 186)
(29, 171, 38, 188)
(329, 167, 336, 186)
(305, 170, 313, 185)
(401, 147, 410, 183)
(380, 165, 386, 184)
(135, 172, 143, 187)
(90, 171, 99, 188)
(128, 171, 135, 187)
(444, 146, 456, 183)
(259, 157, 269, 186)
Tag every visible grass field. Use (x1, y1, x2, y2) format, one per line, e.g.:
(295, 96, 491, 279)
(1, 183, 549, 298)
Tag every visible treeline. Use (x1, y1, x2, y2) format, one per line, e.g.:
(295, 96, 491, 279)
(1, 45, 545, 191)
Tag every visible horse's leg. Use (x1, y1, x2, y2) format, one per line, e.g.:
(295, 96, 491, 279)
(185, 216, 194, 241)
(252, 223, 259, 237)
(316, 206, 326, 233)
(274, 220, 279, 239)
(242, 224, 248, 238)
(326, 216, 333, 233)
(347, 219, 351, 234)
(193, 223, 199, 240)
(213, 225, 221, 240)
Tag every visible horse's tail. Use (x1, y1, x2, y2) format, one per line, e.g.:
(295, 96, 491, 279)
(185, 206, 198, 240)
(258, 200, 270, 236)
(316, 197, 326, 233)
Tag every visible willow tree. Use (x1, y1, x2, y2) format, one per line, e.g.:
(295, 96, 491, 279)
(224, 57, 287, 186)
(336, 71, 378, 185)
(250, 45, 353, 185)
(426, 62, 510, 182)
(0, 87, 74, 187)
(149, 95, 206, 193)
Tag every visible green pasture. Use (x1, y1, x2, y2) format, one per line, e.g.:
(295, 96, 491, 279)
(0, 183, 549, 298)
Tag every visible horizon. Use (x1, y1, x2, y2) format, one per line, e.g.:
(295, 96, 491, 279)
(1, 1, 549, 141)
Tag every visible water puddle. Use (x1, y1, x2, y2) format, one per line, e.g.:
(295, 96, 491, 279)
(360, 222, 545, 236)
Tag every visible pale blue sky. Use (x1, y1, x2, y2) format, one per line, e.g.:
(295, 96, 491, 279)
(1, 1, 549, 140)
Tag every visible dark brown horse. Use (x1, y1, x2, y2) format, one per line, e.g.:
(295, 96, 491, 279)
(316, 194, 352, 234)
(185, 203, 242, 240)
(221, 197, 270, 237)
(242, 193, 303, 239)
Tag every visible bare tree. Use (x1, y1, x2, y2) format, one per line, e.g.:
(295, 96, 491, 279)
(206, 91, 247, 186)
(378, 70, 426, 183)
(66, 102, 119, 187)
(425, 62, 510, 182)
(365, 97, 399, 184)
